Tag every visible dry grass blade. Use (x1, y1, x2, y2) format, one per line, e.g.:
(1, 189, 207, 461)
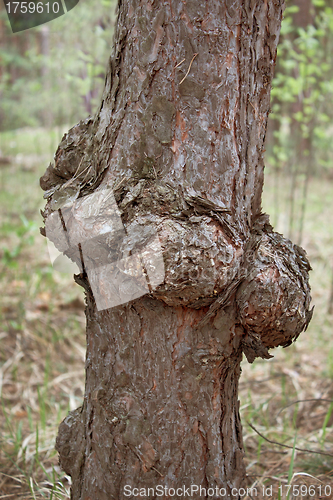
(179, 53, 198, 85)
(248, 422, 333, 458)
(278, 399, 333, 415)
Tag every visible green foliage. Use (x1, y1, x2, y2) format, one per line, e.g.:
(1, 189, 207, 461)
(0, 0, 117, 131)
(269, 0, 333, 174)
(1, 215, 38, 268)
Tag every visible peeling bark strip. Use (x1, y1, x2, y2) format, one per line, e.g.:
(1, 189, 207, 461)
(41, 1, 313, 498)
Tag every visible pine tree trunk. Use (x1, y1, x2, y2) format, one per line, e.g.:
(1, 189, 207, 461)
(40, 1, 313, 498)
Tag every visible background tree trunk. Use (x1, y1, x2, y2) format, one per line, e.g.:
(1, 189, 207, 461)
(40, 0, 313, 498)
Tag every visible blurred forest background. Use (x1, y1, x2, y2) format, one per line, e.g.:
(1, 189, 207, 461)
(1, 0, 333, 498)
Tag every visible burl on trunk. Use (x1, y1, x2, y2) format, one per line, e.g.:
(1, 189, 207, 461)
(40, 1, 312, 498)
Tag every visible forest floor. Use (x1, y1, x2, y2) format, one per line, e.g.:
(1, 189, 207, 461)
(0, 128, 333, 499)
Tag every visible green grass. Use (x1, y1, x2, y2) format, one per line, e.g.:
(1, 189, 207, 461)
(0, 127, 66, 158)
(0, 126, 85, 499)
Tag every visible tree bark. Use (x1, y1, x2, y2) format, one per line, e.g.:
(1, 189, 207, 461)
(40, 1, 313, 498)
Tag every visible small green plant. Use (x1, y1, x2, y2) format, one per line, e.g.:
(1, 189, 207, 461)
(287, 436, 297, 499)
(1, 215, 38, 267)
(321, 402, 333, 446)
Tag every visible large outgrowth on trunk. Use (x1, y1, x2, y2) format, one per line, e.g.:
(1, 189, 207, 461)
(40, 1, 312, 498)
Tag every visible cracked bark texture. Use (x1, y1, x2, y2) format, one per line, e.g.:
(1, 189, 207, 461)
(41, 0, 313, 498)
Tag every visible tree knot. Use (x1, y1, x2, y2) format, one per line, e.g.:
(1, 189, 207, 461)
(236, 227, 313, 362)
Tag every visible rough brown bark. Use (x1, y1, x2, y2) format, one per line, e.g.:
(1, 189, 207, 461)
(40, 1, 313, 498)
